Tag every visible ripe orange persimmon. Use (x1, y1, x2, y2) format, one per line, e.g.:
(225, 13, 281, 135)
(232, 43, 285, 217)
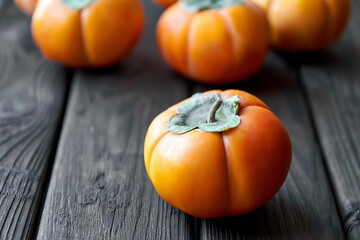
(157, 0, 269, 84)
(248, 0, 350, 52)
(144, 90, 292, 218)
(32, 0, 144, 68)
(14, 0, 38, 15)
(153, 0, 177, 8)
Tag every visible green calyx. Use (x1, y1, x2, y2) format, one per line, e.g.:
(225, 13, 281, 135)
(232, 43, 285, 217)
(167, 92, 241, 134)
(180, 0, 245, 12)
(63, 0, 95, 10)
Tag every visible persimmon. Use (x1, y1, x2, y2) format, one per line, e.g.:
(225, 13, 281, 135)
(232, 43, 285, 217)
(144, 90, 292, 218)
(32, 0, 144, 68)
(14, 0, 38, 15)
(248, 0, 351, 52)
(156, 0, 269, 84)
(153, 0, 177, 8)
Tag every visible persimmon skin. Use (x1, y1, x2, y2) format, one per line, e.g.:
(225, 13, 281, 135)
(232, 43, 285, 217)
(249, 0, 350, 52)
(144, 90, 292, 218)
(31, 0, 144, 68)
(153, 0, 177, 8)
(14, 0, 38, 15)
(156, 3, 269, 84)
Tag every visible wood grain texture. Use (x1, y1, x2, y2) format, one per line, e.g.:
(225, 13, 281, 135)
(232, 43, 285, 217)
(0, 0, 11, 10)
(0, 4, 70, 240)
(193, 53, 345, 239)
(37, 1, 195, 239)
(299, 1, 360, 239)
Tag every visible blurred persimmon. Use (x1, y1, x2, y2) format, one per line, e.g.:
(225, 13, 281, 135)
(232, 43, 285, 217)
(153, 0, 177, 8)
(157, 0, 270, 84)
(14, 0, 38, 15)
(32, 0, 144, 68)
(249, 0, 351, 52)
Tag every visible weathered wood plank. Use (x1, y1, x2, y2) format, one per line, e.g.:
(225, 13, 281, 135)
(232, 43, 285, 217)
(299, 1, 360, 239)
(0, 0, 11, 9)
(37, 2, 195, 239)
(0, 3, 70, 240)
(194, 53, 345, 239)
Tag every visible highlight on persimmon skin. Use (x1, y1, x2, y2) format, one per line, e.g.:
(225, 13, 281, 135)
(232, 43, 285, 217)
(156, 1, 270, 84)
(144, 90, 292, 218)
(248, 0, 351, 52)
(14, 0, 38, 15)
(31, 0, 144, 68)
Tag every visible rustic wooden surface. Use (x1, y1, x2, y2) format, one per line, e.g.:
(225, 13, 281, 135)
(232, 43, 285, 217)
(0, 4, 69, 240)
(298, 1, 360, 239)
(0, 0, 359, 239)
(37, 2, 195, 239)
(194, 54, 344, 239)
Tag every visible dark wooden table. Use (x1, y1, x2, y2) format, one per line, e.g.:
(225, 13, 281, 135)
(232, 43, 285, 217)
(1, 0, 359, 239)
